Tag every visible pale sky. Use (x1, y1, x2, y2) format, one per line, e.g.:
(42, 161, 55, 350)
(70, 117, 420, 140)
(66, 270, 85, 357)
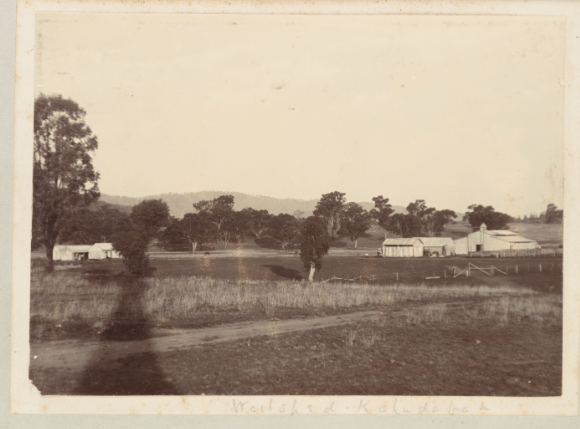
(35, 13, 565, 216)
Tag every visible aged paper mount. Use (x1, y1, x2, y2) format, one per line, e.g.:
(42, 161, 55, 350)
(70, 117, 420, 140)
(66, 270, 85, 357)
(11, 0, 580, 415)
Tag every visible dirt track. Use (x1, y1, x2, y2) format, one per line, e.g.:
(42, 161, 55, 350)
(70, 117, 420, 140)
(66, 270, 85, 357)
(30, 310, 384, 372)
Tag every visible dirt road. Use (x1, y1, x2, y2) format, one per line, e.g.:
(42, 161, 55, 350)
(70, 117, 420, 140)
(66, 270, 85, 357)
(30, 310, 383, 372)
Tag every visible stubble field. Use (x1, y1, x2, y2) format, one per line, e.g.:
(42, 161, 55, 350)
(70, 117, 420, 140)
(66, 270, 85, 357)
(29, 252, 563, 396)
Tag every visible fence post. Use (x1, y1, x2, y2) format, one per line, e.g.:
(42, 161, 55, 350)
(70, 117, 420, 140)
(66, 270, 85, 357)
(444, 269, 447, 278)
(491, 266, 495, 275)
(539, 263, 542, 272)
(515, 265, 519, 274)
(396, 272, 398, 282)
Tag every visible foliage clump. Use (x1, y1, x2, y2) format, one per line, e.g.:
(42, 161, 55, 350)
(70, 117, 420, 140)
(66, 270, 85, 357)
(113, 199, 169, 276)
(299, 216, 330, 282)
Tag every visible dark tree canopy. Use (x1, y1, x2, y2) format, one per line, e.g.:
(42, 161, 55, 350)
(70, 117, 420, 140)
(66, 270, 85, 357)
(158, 217, 189, 251)
(338, 202, 371, 247)
(545, 204, 563, 224)
(382, 200, 456, 237)
(33, 94, 100, 271)
(240, 208, 271, 240)
(193, 195, 235, 246)
(269, 213, 301, 250)
(58, 203, 127, 245)
(420, 208, 457, 237)
(299, 216, 330, 282)
(228, 210, 251, 245)
(160, 212, 217, 252)
(193, 195, 234, 229)
(313, 191, 346, 239)
(463, 204, 513, 230)
(370, 195, 394, 234)
(113, 199, 169, 276)
(385, 213, 414, 238)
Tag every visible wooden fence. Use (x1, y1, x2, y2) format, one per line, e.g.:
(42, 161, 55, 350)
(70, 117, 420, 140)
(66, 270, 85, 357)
(468, 248, 562, 258)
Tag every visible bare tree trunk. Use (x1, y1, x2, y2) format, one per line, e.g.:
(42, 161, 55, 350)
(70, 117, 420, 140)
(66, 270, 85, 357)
(308, 262, 316, 282)
(44, 216, 58, 272)
(354, 238, 358, 248)
(191, 241, 197, 253)
(45, 240, 55, 272)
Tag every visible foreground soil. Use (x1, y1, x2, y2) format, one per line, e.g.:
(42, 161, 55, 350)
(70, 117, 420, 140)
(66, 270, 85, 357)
(30, 305, 561, 396)
(29, 255, 563, 396)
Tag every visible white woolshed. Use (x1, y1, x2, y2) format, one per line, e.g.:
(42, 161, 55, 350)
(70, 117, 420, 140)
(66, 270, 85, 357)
(88, 243, 121, 260)
(52, 244, 92, 261)
(454, 224, 539, 255)
(419, 237, 455, 256)
(382, 238, 424, 258)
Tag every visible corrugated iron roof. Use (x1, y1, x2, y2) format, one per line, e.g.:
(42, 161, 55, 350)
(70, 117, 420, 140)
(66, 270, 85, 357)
(383, 238, 422, 246)
(418, 237, 454, 247)
(55, 245, 92, 252)
(486, 230, 517, 236)
(67, 245, 92, 252)
(491, 235, 537, 243)
(92, 243, 114, 250)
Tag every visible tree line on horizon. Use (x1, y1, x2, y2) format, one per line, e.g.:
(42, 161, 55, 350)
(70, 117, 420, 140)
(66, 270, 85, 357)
(32, 93, 562, 278)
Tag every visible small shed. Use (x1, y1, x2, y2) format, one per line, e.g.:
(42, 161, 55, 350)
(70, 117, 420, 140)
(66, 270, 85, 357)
(88, 243, 121, 260)
(52, 244, 92, 261)
(419, 237, 455, 256)
(382, 238, 424, 258)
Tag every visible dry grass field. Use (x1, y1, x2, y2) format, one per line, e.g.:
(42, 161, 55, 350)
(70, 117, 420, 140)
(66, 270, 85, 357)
(29, 252, 563, 396)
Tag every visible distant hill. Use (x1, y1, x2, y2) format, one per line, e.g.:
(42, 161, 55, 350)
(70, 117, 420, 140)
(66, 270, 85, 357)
(99, 191, 409, 218)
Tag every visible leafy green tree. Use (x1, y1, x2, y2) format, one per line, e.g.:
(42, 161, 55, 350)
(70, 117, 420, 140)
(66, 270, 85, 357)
(370, 195, 394, 236)
(113, 199, 169, 276)
(463, 204, 513, 230)
(33, 94, 100, 271)
(338, 202, 371, 248)
(313, 191, 346, 239)
(299, 216, 330, 282)
(545, 204, 563, 224)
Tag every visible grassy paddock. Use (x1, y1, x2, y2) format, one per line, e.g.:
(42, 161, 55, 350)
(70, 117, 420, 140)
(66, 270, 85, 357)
(30, 271, 561, 338)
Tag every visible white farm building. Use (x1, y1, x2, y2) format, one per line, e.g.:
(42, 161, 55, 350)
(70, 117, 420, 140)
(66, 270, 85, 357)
(382, 238, 424, 258)
(88, 243, 121, 260)
(420, 237, 455, 256)
(381, 237, 455, 257)
(52, 244, 92, 261)
(453, 224, 539, 255)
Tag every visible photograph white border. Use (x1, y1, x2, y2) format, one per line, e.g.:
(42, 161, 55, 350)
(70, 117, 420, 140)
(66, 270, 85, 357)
(10, 0, 580, 416)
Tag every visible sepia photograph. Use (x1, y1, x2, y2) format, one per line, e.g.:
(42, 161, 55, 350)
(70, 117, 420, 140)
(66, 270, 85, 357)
(9, 0, 580, 417)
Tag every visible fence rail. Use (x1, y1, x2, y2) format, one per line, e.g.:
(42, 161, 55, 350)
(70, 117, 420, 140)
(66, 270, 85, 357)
(468, 248, 562, 258)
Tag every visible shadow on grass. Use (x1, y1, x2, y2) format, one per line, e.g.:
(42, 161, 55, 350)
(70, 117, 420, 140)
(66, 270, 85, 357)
(262, 264, 304, 281)
(72, 277, 177, 395)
